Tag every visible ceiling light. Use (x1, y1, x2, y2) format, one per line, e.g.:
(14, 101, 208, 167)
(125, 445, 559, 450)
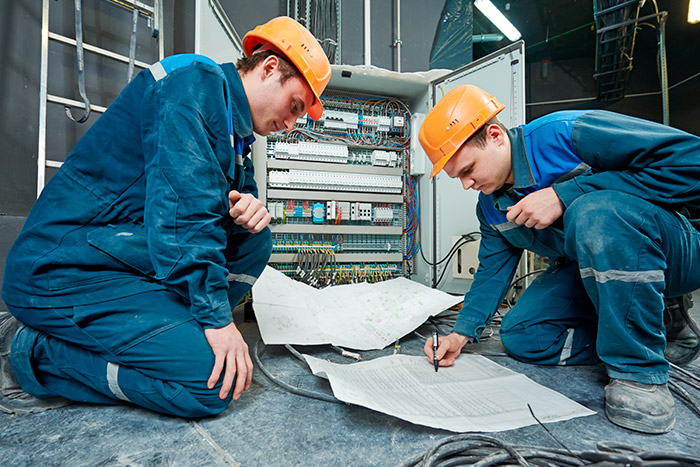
(689, 0, 700, 24)
(474, 0, 522, 41)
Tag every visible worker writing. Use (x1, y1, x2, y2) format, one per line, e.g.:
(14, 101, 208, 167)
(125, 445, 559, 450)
(0, 17, 330, 417)
(421, 85, 700, 434)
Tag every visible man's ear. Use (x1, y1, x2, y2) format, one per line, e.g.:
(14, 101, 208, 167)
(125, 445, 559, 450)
(486, 123, 505, 145)
(260, 55, 280, 81)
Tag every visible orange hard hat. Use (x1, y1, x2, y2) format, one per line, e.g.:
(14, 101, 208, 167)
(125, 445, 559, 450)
(243, 16, 331, 121)
(419, 85, 505, 178)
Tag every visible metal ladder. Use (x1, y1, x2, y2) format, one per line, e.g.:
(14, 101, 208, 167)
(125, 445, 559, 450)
(37, 0, 164, 197)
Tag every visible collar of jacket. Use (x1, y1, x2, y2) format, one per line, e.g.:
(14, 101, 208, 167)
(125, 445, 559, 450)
(507, 126, 536, 189)
(220, 63, 254, 145)
(490, 126, 537, 211)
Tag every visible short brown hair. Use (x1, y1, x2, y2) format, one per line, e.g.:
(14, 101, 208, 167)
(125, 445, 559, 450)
(464, 116, 506, 149)
(236, 50, 301, 84)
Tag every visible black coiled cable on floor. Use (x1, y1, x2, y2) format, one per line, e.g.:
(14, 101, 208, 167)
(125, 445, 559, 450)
(398, 434, 700, 467)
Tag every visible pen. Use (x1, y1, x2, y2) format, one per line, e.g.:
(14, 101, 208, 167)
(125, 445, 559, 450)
(432, 329, 439, 372)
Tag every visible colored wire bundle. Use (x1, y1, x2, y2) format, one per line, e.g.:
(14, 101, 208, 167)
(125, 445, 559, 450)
(403, 172, 420, 260)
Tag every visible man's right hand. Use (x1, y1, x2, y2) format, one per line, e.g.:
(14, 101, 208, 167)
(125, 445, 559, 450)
(228, 190, 271, 234)
(424, 332, 470, 367)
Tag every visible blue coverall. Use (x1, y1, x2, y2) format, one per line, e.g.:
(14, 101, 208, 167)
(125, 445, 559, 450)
(1, 55, 272, 417)
(454, 110, 700, 385)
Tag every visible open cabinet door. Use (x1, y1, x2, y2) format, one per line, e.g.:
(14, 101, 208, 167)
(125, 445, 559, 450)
(423, 41, 525, 293)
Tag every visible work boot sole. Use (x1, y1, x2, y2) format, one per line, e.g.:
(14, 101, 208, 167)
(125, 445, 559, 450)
(605, 403, 675, 434)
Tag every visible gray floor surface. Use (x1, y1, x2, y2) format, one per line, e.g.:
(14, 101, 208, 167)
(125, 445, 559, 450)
(2, 305, 700, 466)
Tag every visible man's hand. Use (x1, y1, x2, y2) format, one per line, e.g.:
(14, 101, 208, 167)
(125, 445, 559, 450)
(228, 190, 271, 233)
(204, 323, 253, 400)
(506, 187, 563, 229)
(424, 332, 469, 367)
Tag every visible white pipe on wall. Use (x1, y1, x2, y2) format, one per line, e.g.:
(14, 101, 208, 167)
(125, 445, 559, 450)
(395, 0, 401, 72)
(364, 0, 371, 65)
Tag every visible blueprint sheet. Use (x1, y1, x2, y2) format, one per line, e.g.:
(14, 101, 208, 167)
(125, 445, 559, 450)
(305, 353, 596, 432)
(251, 266, 463, 350)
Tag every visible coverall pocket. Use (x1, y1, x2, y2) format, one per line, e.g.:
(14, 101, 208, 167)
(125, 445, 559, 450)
(46, 232, 129, 290)
(87, 225, 157, 278)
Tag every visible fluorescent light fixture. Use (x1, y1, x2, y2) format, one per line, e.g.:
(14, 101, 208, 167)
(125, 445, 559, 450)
(689, 0, 700, 24)
(474, 0, 522, 41)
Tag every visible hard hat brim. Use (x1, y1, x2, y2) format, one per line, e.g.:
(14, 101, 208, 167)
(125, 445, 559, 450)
(307, 96, 323, 121)
(429, 151, 456, 178)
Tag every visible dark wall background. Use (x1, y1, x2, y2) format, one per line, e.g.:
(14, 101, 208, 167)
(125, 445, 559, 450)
(2, 0, 699, 216)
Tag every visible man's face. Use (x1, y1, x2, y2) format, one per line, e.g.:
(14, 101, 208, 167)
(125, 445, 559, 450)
(442, 125, 513, 195)
(246, 57, 314, 136)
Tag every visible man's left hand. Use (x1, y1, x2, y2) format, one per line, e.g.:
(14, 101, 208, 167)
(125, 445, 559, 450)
(506, 187, 563, 229)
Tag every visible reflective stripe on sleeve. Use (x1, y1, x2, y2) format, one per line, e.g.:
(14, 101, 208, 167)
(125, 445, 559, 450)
(107, 362, 131, 402)
(226, 273, 257, 286)
(492, 221, 519, 232)
(579, 267, 664, 283)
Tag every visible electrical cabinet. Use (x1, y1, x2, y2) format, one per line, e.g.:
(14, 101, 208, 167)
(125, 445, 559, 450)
(248, 42, 525, 291)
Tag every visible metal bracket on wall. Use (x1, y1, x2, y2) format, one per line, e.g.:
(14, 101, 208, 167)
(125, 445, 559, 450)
(37, 0, 164, 198)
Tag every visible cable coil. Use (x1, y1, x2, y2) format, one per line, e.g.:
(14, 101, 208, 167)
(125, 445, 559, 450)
(398, 433, 700, 466)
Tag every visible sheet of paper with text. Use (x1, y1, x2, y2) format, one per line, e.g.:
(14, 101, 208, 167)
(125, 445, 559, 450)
(305, 353, 596, 432)
(252, 266, 462, 350)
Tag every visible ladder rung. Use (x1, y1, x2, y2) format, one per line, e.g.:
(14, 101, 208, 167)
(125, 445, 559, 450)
(594, 0, 642, 18)
(46, 160, 64, 169)
(47, 94, 108, 113)
(108, 0, 154, 15)
(49, 32, 151, 69)
(598, 30, 634, 41)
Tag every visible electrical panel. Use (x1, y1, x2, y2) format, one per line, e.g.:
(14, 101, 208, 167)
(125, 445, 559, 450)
(252, 42, 525, 292)
(262, 92, 418, 287)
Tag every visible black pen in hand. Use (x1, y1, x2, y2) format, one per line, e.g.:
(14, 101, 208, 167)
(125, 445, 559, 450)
(433, 329, 439, 372)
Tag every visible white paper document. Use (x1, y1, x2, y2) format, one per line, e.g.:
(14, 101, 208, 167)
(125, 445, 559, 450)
(304, 353, 595, 432)
(252, 266, 462, 350)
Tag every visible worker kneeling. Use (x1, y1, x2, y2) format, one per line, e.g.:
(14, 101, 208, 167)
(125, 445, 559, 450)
(420, 85, 700, 434)
(0, 17, 330, 417)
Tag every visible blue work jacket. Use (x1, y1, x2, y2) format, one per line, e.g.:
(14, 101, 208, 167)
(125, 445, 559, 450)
(454, 110, 700, 339)
(2, 56, 270, 330)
